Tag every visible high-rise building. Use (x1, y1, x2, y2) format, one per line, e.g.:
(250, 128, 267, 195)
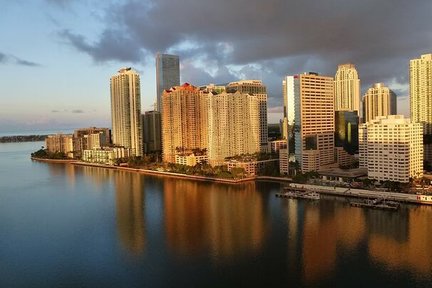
(359, 115, 423, 183)
(226, 80, 268, 152)
(156, 53, 180, 113)
(282, 76, 297, 153)
(288, 73, 335, 172)
(161, 83, 208, 163)
(335, 111, 359, 155)
(142, 111, 162, 153)
(362, 83, 397, 123)
(410, 53, 432, 168)
(334, 64, 360, 113)
(207, 91, 260, 165)
(110, 67, 143, 156)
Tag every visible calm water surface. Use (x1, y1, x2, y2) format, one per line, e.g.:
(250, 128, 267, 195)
(1, 142, 432, 287)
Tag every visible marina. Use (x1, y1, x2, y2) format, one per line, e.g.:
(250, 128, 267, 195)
(275, 186, 320, 200)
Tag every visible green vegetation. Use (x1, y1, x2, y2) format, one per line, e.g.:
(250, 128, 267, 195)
(31, 149, 68, 159)
(292, 171, 319, 183)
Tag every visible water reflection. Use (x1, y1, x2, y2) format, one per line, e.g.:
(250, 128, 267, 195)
(163, 179, 268, 263)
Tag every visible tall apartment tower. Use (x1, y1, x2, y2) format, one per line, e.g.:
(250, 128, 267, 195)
(142, 111, 162, 153)
(288, 73, 335, 172)
(334, 63, 360, 113)
(359, 115, 423, 183)
(282, 76, 296, 150)
(161, 83, 208, 163)
(226, 80, 268, 152)
(410, 53, 432, 168)
(362, 83, 397, 123)
(110, 67, 143, 156)
(156, 53, 180, 113)
(207, 91, 260, 165)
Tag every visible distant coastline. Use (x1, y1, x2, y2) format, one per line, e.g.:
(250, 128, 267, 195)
(0, 135, 47, 143)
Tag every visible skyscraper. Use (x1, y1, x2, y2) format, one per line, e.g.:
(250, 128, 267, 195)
(156, 53, 180, 113)
(226, 80, 268, 152)
(334, 63, 360, 113)
(207, 91, 260, 165)
(287, 73, 335, 172)
(161, 83, 208, 163)
(110, 67, 143, 156)
(142, 111, 162, 153)
(362, 83, 397, 123)
(410, 53, 432, 168)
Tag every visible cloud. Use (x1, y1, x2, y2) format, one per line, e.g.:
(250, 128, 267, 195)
(59, 0, 432, 109)
(71, 109, 84, 113)
(51, 110, 60, 113)
(0, 51, 41, 67)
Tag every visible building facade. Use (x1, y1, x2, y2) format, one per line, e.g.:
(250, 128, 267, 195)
(334, 63, 360, 113)
(362, 83, 397, 123)
(410, 53, 432, 168)
(226, 80, 268, 152)
(207, 91, 260, 165)
(82, 147, 131, 165)
(156, 53, 180, 113)
(289, 73, 335, 172)
(142, 111, 162, 153)
(359, 115, 423, 183)
(161, 83, 208, 163)
(110, 67, 143, 156)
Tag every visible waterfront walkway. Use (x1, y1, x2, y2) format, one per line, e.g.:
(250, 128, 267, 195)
(289, 183, 431, 205)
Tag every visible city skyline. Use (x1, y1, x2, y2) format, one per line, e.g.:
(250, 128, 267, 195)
(0, 1, 431, 132)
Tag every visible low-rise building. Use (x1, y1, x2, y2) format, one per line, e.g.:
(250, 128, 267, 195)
(269, 139, 287, 153)
(175, 153, 208, 166)
(82, 147, 131, 165)
(225, 158, 279, 176)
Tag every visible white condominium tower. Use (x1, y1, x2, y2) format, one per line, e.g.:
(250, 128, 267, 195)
(110, 67, 143, 156)
(359, 115, 423, 183)
(207, 91, 260, 165)
(362, 83, 397, 123)
(410, 53, 432, 167)
(334, 63, 360, 113)
(156, 53, 180, 113)
(226, 80, 268, 152)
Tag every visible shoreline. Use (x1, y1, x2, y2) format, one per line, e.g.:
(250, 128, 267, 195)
(31, 157, 285, 184)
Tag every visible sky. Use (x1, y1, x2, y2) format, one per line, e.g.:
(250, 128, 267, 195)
(0, 0, 431, 132)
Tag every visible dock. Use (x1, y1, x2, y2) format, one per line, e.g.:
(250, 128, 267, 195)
(275, 186, 320, 200)
(349, 198, 400, 211)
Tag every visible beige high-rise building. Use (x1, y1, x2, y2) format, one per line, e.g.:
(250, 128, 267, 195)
(110, 67, 143, 156)
(290, 73, 335, 172)
(362, 83, 397, 123)
(161, 83, 208, 163)
(207, 91, 260, 165)
(334, 63, 360, 113)
(226, 80, 268, 152)
(359, 115, 423, 183)
(410, 53, 432, 168)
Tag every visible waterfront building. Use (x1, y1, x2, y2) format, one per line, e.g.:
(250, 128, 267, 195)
(161, 83, 208, 163)
(410, 53, 432, 168)
(82, 147, 131, 165)
(362, 83, 397, 123)
(207, 91, 260, 166)
(142, 111, 162, 153)
(334, 64, 360, 113)
(175, 152, 208, 167)
(225, 158, 279, 176)
(286, 73, 335, 172)
(156, 53, 180, 113)
(359, 115, 423, 183)
(73, 127, 111, 146)
(110, 67, 143, 156)
(45, 134, 75, 157)
(226, 80, 268, 152)
(279, 148, 289, 175)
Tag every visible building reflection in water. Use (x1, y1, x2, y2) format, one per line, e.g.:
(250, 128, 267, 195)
(368, 206, 432, 275)
(114, 171, 146, 255)
(163, 178, 267, 263)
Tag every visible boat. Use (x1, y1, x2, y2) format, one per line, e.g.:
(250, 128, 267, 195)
(350, 198, 400, 210)
(276, 188, 320, 200)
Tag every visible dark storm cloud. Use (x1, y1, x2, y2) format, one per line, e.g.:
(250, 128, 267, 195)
(61, 0, 432, 106)
(0, 52, 41, 67)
